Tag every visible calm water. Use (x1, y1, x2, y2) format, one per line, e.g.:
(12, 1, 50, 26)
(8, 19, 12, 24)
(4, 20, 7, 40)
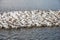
(0, 0, 60, 11)
(0, 27, 60, 40)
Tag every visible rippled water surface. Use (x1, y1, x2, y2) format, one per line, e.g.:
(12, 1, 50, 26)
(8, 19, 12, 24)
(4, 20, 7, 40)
(0, 0, 60, 40)
(0, 27, 60, 40)
(0, 0, 60, 11)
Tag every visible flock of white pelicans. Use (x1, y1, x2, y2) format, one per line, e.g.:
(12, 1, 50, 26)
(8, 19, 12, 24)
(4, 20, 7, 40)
(0, 10, 60, 29)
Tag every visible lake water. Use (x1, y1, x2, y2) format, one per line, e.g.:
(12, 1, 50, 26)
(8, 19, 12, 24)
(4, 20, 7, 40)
(0, 0, 60, 11)
(0, 27, 60, 40)
(0, 0, 60, 40)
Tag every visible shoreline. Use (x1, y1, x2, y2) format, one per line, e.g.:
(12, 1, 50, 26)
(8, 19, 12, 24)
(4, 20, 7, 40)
(0, 10, 60, 29)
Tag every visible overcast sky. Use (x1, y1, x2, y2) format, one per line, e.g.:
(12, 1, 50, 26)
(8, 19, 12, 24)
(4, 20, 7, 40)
(0, 0, 60, 10)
